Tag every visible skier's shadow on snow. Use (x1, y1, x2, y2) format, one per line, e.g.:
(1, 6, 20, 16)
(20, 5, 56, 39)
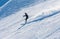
(18, 11, 60, 30)
(27, 10, 60, 24)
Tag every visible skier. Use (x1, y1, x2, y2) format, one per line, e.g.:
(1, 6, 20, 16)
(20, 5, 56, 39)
(23, 13, 29, 24)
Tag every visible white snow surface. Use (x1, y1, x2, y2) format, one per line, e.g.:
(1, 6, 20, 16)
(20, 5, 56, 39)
(0, 0, 60, 39)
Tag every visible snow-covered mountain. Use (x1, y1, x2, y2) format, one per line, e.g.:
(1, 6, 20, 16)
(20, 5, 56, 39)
(0, 0, 60, 39)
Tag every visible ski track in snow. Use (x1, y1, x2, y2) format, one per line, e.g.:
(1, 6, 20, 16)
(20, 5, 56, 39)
(0, 0, 60, 39)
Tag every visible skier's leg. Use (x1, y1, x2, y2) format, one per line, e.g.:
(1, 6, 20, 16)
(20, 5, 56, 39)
(25, 19, 27, 24)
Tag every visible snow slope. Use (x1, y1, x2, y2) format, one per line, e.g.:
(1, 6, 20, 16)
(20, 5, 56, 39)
(0, 0, 60, 39)
(0, 0, 45, 19)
